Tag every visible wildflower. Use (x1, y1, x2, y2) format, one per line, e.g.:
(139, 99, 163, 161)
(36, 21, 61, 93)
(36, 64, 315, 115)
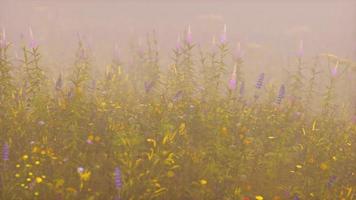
(297, 39, 304, 58)
(255, 73, 265, 89)
(114, 167, 122, 189)
(220, 24, 227, 44)
(296, 164, 302, 169)
(327, 175, 337, 188)
(228, 64, 237, 90)
(55, 73, 63, 91)
(240, 81, 245, 96)
(255, 195, 264, 200)
(186, 25, 192, 44)
(35, 177, 43, 183)
(276, 84, 285, 104)
(35, 161, 40, 165)
(80, 171, 91, 181)
(320, 162, 328, 170)
(199, 179, 207, 185)
(331, 61, 339, 77)
(22, 155, 29, 160)
(34, 192, 39, 196)
(144, 81, 154, 93)
(29, 27, 38, 49)
(173, 90, 183, 102)
(38, 120, 45, 126)
(175, 35, 181, 51)
(2, 142, 9, 161)
(77, 167, 84, 174)
(15, 173, 20, 178)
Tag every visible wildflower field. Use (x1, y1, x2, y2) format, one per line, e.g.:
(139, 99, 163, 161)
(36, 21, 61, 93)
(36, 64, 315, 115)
(0, 28, 355, 200)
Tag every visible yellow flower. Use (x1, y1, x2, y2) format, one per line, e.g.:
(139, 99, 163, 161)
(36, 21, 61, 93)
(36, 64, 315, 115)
(320, 162, 329, 170)
(296, 164, 303, 169)
(35, 161, 40, 165)
(15, 173, 20, 178)
(199, 179, 207, 185)
(166, 170, 175, 178)
(26, 178, 31, 182)
(34, 192, 39, 196)
(80, 171, 91, 181)
(36, 177, 43, 183)
(256, 195, 264, 200)
(28, 172, 33, 176)
(22, 155, 29, 160)
(16, 164, 20, 168)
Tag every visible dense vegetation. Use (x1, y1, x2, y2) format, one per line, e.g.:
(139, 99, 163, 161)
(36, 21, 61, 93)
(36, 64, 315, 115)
(0, 30, 355, 200)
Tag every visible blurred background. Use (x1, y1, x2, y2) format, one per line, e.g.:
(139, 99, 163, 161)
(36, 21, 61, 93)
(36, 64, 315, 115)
(0, 0, 355, 70)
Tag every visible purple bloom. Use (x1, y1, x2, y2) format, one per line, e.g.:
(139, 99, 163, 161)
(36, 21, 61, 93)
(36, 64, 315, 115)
(293, 195, 300, 200)
(220, 24, 227, 44)
(173, 90, 183, 102)
(55, 73, 63, 91)
(255, 73, 265, 89)
(29, 27, 38, 49)
(114, 167, 122, 189)
(144, 81, 155, 93)
(327, 175, 337, 188)
(239, 81, 245, 96)
(276, 84, 286, 104)
(77, 167, 84, 174)
(228, 64, 237, 90)
(2, 142, 9, 161)
(331, 62, 338, 77)
(175, 35, 181, 51)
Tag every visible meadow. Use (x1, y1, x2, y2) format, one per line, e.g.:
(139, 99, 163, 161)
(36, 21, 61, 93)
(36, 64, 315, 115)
(0, 29, 355, 200)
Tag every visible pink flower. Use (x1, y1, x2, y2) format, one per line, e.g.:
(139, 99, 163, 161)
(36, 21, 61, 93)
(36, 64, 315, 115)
(175, 35, 181, 51)
(186, 25, 192, 44)
(331, 62, 339, 77)
(29, 27, 38, 49)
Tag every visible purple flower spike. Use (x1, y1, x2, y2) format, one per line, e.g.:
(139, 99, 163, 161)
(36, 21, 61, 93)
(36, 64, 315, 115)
(144, 81, 155, 93)
(114, 167, 122, 189)
(220, 24, 227, 44)
(228, 64, 237, 90)
(175, 35, 181, 51)
(255, 73, 265, 89)
(29, 27, 38, 49)
(2, 142, 9, 161)
(239, 81, 245, 96)
(276, 84, 286, 104)
(297, 40, 304, 58)
(186, 25, 192, 45)
(331, 62, 339, 77)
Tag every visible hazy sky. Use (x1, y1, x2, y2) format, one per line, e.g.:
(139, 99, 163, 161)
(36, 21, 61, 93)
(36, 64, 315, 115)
(1, 0, 355, 64)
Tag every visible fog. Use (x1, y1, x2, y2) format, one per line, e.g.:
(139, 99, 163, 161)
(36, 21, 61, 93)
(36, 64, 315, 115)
(1, 0, 355, 65)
